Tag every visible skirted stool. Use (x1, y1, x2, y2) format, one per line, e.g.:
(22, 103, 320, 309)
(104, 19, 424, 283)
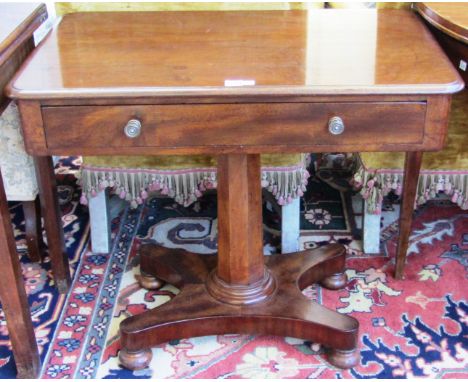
(79, 154, 310, 254)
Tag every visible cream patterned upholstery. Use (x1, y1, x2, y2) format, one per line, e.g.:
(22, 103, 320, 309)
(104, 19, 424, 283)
(0, 102, 38, 201)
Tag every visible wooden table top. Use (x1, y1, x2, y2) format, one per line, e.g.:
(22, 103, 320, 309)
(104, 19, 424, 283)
(8, 9, 463, 100)
(0, 3, 47, 66)
(414, 2, 468, 44)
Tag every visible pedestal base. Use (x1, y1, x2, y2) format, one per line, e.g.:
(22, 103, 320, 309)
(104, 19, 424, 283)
(118, 243, 359, 370)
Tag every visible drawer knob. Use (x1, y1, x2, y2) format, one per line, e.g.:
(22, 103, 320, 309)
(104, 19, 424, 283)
(328, 116, 345, 135)
(124, 119, 142, 138)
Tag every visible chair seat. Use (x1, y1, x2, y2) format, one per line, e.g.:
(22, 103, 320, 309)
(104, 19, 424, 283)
(0, 102, 38, 201)
(352, 90, 468, 213)
(80, 154, 309, 208)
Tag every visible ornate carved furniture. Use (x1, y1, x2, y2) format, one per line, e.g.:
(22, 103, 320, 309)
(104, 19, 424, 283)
(353, 2, 468, 254)
(8, 8, 462, 370)
(0, 3, 48, 378)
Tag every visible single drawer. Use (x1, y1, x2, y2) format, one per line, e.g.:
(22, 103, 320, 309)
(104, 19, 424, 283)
(42, 102, 426, 150)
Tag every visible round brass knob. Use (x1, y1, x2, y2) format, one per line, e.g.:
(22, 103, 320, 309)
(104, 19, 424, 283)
(328, 116, 345, 135)
(124, 119, 142, 138)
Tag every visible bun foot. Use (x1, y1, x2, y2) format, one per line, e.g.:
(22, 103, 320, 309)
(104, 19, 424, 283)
(119, 348, 153, 370)
(321, 272, 347, 290)
(328, 348, 359, 369)
(138, 272, 164, 290)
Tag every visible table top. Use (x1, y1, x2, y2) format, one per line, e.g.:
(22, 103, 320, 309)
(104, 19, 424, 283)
(0, 3, 47, 66)
(8, 9, 463, 100)
(414, 2, 468, 44)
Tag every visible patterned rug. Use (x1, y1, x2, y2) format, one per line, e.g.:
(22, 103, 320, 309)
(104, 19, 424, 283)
(0, 157, 87, 379)
(0, 157, 467, 378)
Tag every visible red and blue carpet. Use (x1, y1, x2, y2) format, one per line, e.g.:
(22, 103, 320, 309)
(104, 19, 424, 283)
(1, 157, 466, 379)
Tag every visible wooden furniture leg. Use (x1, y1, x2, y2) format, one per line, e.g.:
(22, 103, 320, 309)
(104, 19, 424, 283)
(118, 154, 359, 370)
(0, 171, 40, 378)
(395, 151, 423, 279)
(34, 156, 71, 293)
(23, 196, 43, 262)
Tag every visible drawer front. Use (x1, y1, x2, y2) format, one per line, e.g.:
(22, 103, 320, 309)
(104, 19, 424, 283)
(42, 102, 426, 150)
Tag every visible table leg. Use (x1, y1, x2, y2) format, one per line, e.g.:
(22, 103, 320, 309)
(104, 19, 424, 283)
(23, 196, 43, 262)
(118, 153, 359, 370)
(34, 156, 71, 293)
(0, 171, 40, 378)
(395, 151, 423, 279)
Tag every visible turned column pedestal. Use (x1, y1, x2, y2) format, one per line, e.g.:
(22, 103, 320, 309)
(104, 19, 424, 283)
(118, 153, 359, 370)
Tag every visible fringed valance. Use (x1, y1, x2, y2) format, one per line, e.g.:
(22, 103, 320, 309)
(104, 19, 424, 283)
(351, 156, 468, 214)
(79, 163, 310, 208)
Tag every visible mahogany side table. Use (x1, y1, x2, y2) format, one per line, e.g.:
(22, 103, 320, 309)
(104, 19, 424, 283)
(0, 3, 48, 378)
(7, 9, 463, 370)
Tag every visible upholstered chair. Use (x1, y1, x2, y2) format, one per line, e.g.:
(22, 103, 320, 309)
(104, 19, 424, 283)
(0, 102, 43, 260)
(352, 90, 468, 253)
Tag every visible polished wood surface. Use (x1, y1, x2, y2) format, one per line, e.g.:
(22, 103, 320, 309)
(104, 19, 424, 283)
(19, 94, 452, 157)
(34, 156, 71, 293)
(415, 2, 468, 84)
(0, 174, 40, 378)
(121, 243, 358, 370)
(23, 196, 44, 263)
(0, 3, 47, 63)
(207, 154, 276, 304)
(395, 152, 424, 279)
(7, 8, 463, 371)
(8, 9, 463, 99)
(414, 3, 468, 44)
(0, 3, 46, 112)
(216, 155, 264, 285)
(0, 3, 47, 378)
(41, 101, 427, 153)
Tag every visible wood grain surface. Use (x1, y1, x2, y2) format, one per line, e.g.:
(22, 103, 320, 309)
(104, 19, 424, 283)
(414, 2, 468, 44)
(0, 3, 46, 64)
(41, 102, 426, 151)
(0, 3, 47, 377)
(0, 3, 46, 111)
(7, 9, 463, 99)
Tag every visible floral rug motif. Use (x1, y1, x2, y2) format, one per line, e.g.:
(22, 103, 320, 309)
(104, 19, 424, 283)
(0, 157, 466, 379)
(0, 157, 87, 379)
(88, 200, 467, 379)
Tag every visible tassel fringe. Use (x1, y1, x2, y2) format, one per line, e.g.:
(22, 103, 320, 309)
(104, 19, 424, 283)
(79, 164, 310, 208)
(351, 156, 468, 214)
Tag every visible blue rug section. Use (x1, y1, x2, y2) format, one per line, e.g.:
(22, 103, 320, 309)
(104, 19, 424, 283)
(0, 158, 88, 379)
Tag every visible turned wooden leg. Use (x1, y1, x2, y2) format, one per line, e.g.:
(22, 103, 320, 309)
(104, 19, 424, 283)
(395, 152, 423, 279)
(328, 348, 360, 369)
(0, 172, 40, 378)
(119, 348, 153, 370)
(321, 272, 348, 290)
(22, 196, 43, 262)
(34, 156, 71, 293)
(138, 272, 164, 290)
